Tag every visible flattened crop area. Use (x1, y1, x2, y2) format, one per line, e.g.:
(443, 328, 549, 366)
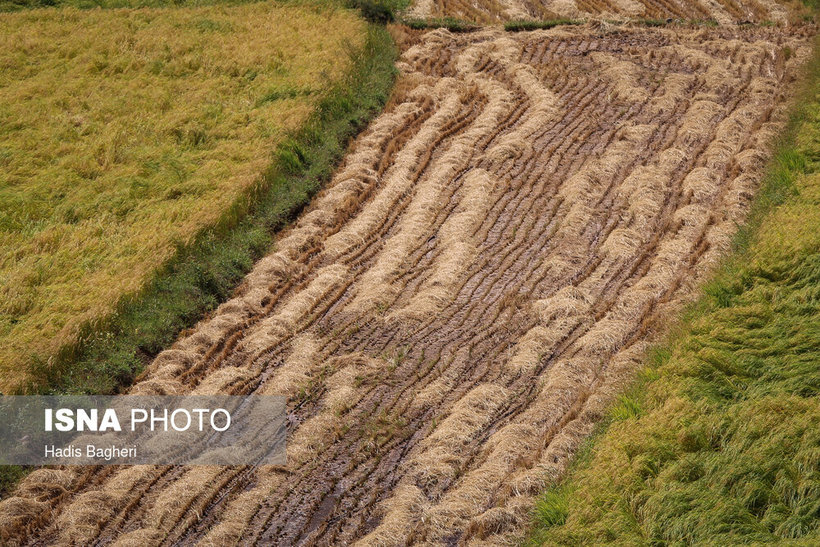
(1, 24, 815, 546)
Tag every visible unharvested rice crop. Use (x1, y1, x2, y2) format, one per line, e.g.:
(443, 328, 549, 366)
(0, 22, 814, 545)
(0, 1, 364, 391)
(405, 0, 808, 25)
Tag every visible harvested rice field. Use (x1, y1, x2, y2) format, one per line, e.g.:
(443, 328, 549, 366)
(405, 0, 810, 25)
(1, 21, 815, 545)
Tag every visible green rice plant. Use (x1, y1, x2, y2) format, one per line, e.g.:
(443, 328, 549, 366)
(534, 485, 571, 529)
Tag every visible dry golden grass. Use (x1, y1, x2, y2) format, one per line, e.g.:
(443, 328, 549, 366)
(0, 1, 364, 391)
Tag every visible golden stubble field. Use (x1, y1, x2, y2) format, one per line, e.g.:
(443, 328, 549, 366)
(0, 1, 364, 391)
(0, 21, 814, 545)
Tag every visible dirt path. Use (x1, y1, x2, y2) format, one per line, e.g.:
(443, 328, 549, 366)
(0, 23, 814, 547)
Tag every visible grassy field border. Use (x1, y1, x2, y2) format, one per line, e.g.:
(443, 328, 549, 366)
(503, 18, 583, 31)
(402, 17, 794, 34)
(526, 29, 820, 545)
(400, 16, 479, 31)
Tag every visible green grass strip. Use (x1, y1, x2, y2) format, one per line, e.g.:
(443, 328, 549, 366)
(528, 34, 820, 546)
(504, 19, 583, 31)
(401, 16, 479, 32)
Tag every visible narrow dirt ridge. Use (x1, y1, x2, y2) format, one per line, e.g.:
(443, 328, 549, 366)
(0, 24, 814, 547)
